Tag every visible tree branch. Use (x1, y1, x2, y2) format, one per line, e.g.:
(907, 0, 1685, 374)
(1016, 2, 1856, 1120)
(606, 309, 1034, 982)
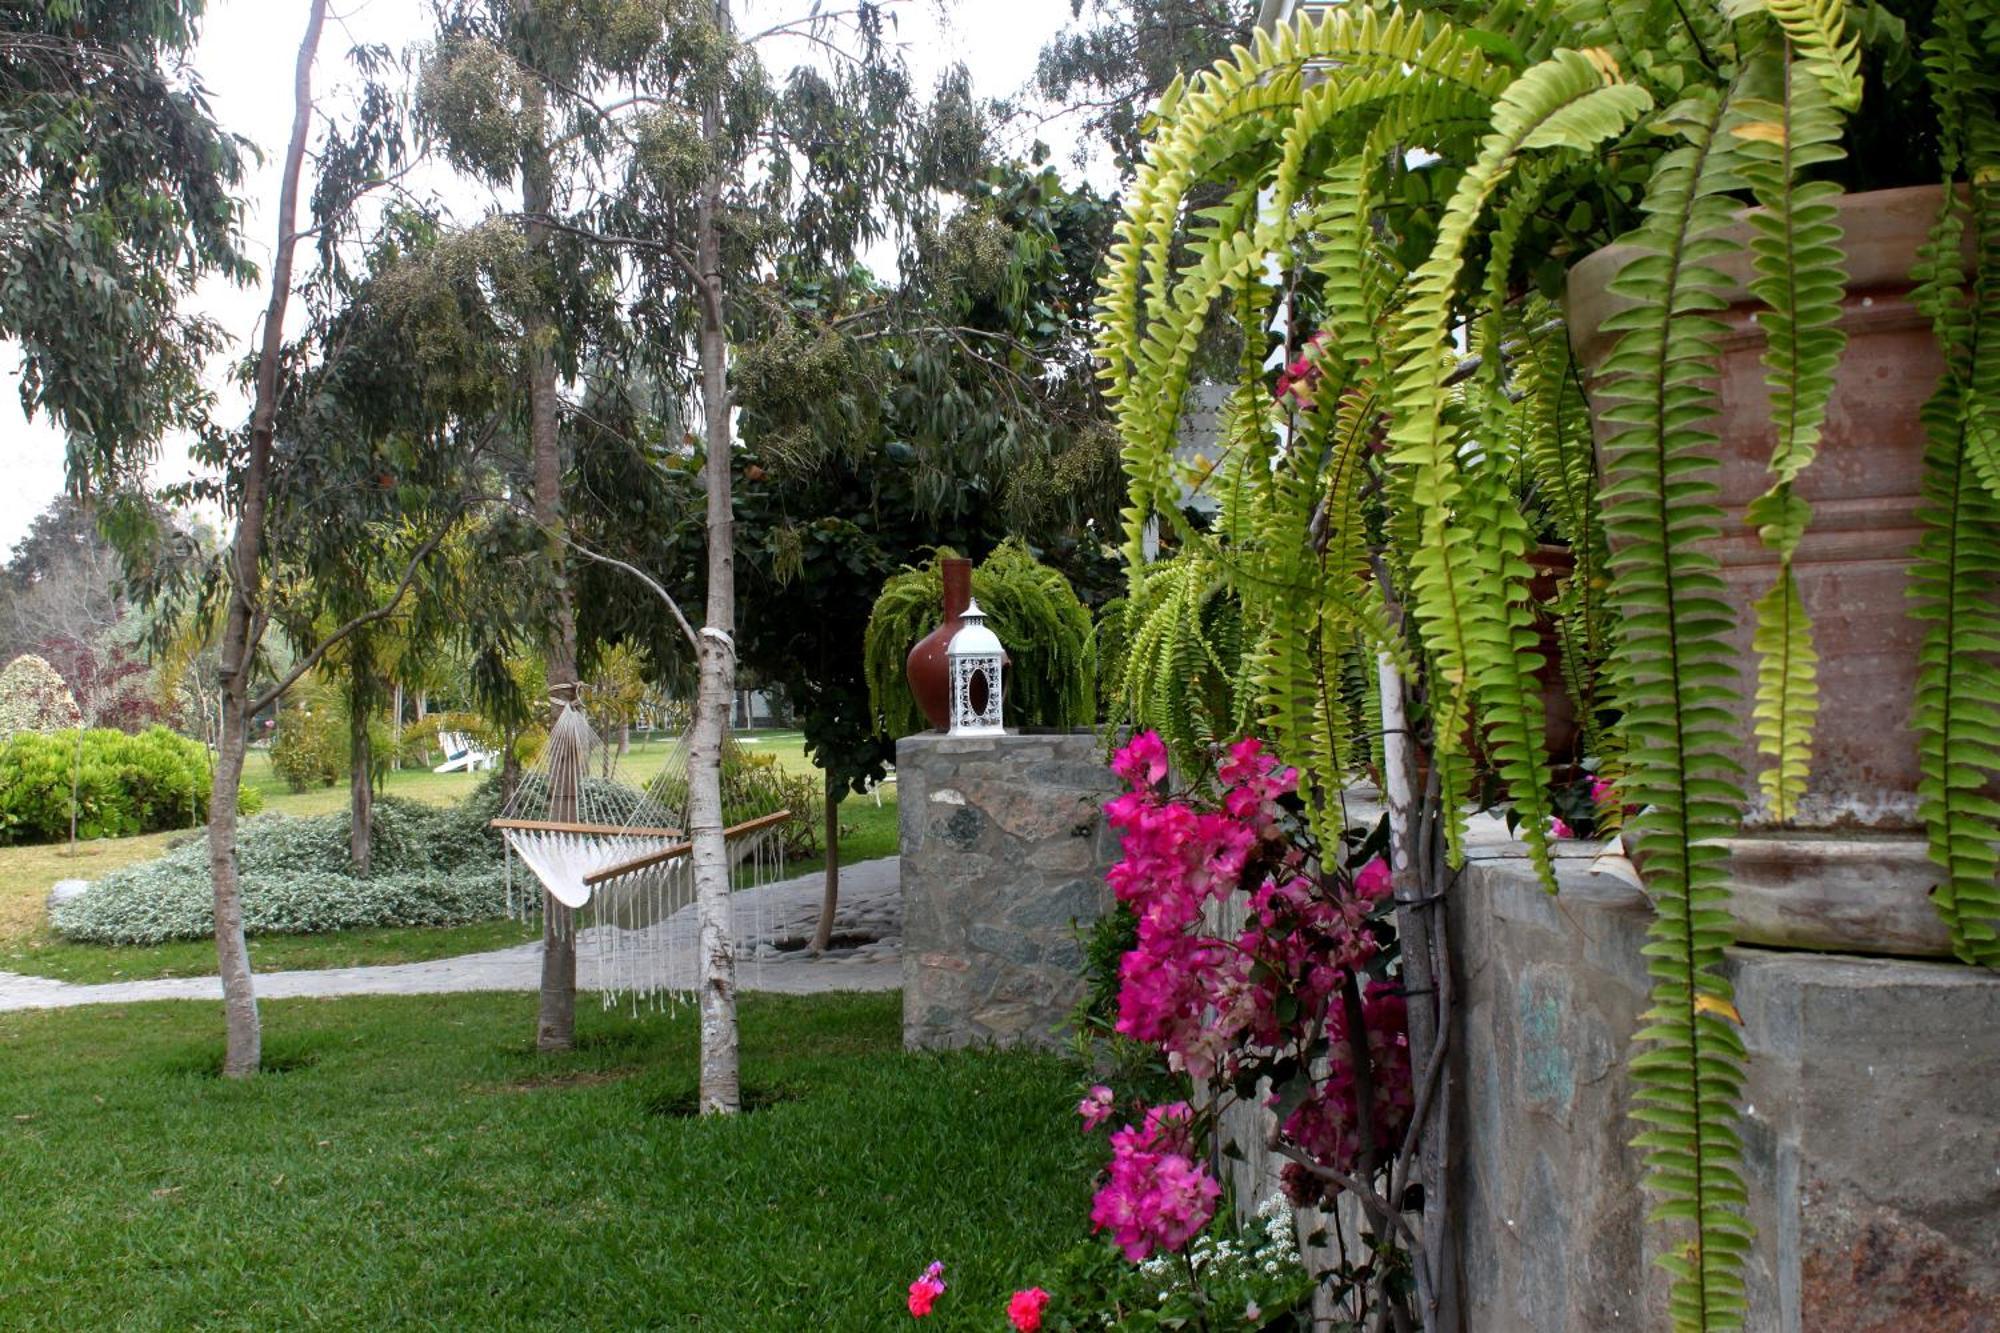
(248, 513, 460, 716)
(551, 529, 702, 655)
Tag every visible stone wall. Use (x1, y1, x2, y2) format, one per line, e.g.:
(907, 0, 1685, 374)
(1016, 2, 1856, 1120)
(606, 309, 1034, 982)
(1450, 843, 2000, 1331)
(898, 731, 1120, 1051)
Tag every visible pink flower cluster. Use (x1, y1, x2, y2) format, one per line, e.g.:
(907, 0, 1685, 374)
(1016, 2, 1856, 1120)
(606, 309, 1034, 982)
(1090, 730, 1417, 1241)
(1274, 331, 1332, 405)
(1280, 980, 1414, 1184)
(1088, 1103, 1223, 1261)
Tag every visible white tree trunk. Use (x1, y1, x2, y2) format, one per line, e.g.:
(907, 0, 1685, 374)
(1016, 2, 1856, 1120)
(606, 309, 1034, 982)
(691, 0, 740, 1114)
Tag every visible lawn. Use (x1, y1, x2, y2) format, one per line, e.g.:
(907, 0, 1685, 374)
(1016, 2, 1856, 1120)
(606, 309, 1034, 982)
(0, 991, 1093, 1331)
(0, 730, 896, 984)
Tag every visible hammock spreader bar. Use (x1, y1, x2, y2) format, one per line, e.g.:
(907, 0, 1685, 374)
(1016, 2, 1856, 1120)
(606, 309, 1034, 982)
(583, 809, 792, 888)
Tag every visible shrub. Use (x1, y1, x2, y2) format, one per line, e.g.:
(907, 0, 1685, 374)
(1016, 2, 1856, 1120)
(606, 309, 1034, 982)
(0, 654, 82, 737)
(0, 726, 256, 845)
(52, 796, 510, 944)
(646, 743, 821, 858)
(270, 701, 345, 791)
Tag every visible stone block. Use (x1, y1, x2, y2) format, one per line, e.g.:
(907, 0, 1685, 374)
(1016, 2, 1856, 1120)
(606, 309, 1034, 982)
(1449, 850, 2000, 1331)
(900, 731, 1118, 1051)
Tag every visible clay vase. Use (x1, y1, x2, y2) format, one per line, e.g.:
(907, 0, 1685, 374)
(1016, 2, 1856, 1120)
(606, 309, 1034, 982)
(1527, 543, 1583, 776)
(1567, 185, 1954, 833)
(905, 557, 973, 731)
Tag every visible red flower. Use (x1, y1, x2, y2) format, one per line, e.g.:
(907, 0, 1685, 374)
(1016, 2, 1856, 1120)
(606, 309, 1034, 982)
(1007, 1287, 1052, 1331)
(907, 1261, 945, 1317)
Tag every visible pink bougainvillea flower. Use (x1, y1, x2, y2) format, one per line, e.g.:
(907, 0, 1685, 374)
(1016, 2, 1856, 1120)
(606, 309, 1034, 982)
(1590, 777, 1614, 805)
(1548, 816, 1575, 840)
(1352, 857, 1392, 901)
(1006, 1287, 1052, 1332)
(1077, 1084, 1115, 1131)
(1090, 1103, 1222, 1260)
(906, 1261, 945, 1317)
(1111, 729, 1170, 789)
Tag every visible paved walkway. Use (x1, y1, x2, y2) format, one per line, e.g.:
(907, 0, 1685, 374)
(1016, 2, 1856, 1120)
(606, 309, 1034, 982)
(0, 858, 902, 1013)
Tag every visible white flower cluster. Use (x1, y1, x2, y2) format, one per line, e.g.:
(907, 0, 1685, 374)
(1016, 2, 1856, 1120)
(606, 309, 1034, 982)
(1136, 1195, 1305, 1290)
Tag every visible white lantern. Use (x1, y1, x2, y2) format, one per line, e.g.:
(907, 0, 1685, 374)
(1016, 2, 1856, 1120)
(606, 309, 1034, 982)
(947, 598, 1005, 736)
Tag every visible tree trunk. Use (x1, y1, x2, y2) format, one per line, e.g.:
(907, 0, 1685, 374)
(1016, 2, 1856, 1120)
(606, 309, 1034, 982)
(416, 688, 428, 719)
(349, 690, 372, 877)
(1377, 653, 1460, 1333)
(391, 680, 403, 771)
(812, 771, 839, 953)
(690, 1, 741, 1114)
(522, 81, 582, 1054)
(207, 0, 328, 1080)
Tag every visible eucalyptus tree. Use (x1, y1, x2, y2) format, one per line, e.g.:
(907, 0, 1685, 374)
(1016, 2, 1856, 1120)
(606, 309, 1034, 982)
(414, 0, 981, 1099)
(415, 0, 686, 1052)
(720, 158, 1124, 951)
(0, 0, 251, 476)
(1032, 0, 1256, 173)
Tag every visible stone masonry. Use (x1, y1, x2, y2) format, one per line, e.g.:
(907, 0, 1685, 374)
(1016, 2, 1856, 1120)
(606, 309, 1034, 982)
(1449, 843, 2000, 1331)
(898, 731, 1120, 1050)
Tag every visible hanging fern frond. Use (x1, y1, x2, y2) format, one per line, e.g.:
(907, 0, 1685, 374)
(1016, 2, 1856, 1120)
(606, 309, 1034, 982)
(1386, 47, 1650, 883)
(1595, 85, 1756, 1331)
(1732, 43, 1851, 820)
(1909, 0, 2000, 967)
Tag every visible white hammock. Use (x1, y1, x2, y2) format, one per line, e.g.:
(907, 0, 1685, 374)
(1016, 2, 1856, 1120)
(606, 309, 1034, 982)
(488, 701, 795, 1006)
(496, 827, 680, 910)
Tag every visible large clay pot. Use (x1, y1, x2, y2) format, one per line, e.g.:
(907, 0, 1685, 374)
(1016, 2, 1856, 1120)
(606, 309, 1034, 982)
(1528, 543, 1583, 774)
(905, 557, 973, 731)
(1566, 185, 1953, 833)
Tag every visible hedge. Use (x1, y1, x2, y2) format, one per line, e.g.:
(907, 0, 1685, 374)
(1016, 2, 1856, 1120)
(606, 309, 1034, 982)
(0, 727, 262, 845)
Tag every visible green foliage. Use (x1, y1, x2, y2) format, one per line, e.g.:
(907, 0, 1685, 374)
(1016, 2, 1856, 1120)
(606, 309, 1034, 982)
(862, 542, 1096, 739)
(646, 743, 822, 859)
(270, 701, 346, 792)
(1909, 0, 2000, 969)
(1091, 2, 1986, 1322)
(51, 795, 509, 944)
(1030, 1198, 1315, 1330)
(0, 654, 80, 737)
(0, 0, 252, 477)
(0, 726, 256, 845)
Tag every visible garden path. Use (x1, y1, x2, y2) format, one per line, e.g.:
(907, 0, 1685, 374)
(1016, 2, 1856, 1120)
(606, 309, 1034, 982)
(0, 857, 902, 1012)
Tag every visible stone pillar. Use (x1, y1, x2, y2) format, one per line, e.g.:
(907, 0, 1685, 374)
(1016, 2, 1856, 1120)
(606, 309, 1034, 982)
(1448, 841, 2000, 1330)
(898, 731, 1120, 1050)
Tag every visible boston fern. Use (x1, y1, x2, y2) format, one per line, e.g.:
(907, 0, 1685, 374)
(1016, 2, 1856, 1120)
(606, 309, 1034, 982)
(1096, 2, 1998, 1327)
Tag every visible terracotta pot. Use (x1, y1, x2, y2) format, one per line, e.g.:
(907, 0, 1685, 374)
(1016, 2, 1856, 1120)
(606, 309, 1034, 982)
(905, 557, 973, 732)
(1527, 543, 1583, 775)
(1566, 185, 1958, 832)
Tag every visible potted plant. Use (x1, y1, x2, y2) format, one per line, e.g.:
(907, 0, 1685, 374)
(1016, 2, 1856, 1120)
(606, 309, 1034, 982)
(1093, 2, 1997, 1326)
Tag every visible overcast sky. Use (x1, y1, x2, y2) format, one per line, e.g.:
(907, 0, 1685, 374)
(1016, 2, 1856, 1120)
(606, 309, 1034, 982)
(0, 0, 1101, 558)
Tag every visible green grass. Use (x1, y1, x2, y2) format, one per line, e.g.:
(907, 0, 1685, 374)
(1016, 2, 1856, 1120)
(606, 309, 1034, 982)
(1, 731, 896, 985)
(6, 918, 541, 985)
(0, 991, 1093, 1330)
